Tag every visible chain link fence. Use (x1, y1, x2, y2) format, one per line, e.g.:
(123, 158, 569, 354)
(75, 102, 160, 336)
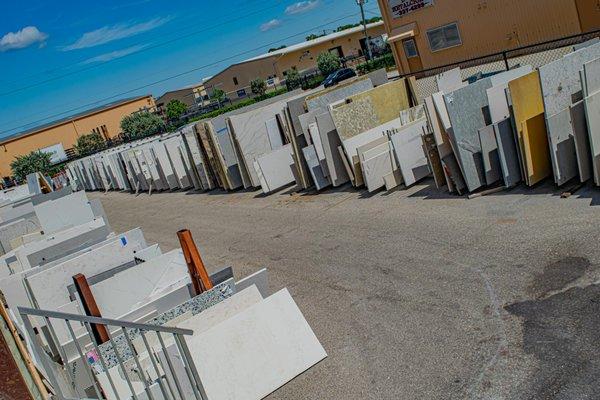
(407, 29, 600, 100)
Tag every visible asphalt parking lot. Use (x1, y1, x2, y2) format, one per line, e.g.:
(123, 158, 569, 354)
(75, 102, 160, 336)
(90, 179, 600, 400)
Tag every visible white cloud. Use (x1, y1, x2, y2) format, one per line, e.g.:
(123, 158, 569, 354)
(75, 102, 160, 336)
(81, 44, 148, 64)
(0, 26, 48, 52)
(63, 17, 170, 51)
(260, 19, 282, 32)
(285, 0, 320, 15)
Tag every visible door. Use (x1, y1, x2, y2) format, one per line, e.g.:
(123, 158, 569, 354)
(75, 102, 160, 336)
(402, 38, 423, 72)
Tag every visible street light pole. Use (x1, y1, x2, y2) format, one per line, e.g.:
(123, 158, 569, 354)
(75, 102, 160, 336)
(356, 0, 373, 61)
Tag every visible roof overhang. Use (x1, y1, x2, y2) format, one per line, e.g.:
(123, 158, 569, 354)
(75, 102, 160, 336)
(388, 23, 419, 43)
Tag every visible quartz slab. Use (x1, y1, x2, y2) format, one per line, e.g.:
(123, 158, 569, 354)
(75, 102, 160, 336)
(494, 118, 522, 188)
(583, 57, 600, 96)
(330, 79, 410, 141)
(25, 229, 146, 314)
(570, 100, 593, 182)
(185, 288, 327, 400)
(478, 125, 501, 185)
(546, 109, 579, 185)
(90, 249, 188, 319)
(389, 118, 430, 187)
(236, 268, 269, 298)
(254, 144, 296, 194)
(508, 71, 552, 186)
(302, 145, 330, 191)
(33, 191, 95, 234)
(435, 67, 462, 93)
(361, 143, 395, 192)
(444, 77, 493, 192)
(316, 112, 349, 186)
(0, 217, 40, 254)
(584, 90, 600, 185)
(305, 77, 373, 111)
(265, 117, 284, 150)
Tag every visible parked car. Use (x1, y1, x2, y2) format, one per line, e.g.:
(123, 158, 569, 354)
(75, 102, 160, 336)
(323, 68, 357, 88)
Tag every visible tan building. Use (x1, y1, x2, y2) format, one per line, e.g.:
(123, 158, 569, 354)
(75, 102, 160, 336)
(155, 82, 211, 113)
(204, 21, 387, 101)
(377, 0, 600, 74)
(0, 95, 155, 178)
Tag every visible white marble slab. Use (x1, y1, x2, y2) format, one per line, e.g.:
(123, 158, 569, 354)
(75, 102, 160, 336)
(185, 288, 327, 400)
(33, 191, 95, 234)
(435, 67, 462, 93)
(361, 143, 395, 192)
(235, 268, 269, 298)
(570, 100, 593, 182)
(584, 90, 600, 185)
(389, 118, 430, 187)
(255, 144, 296, 194)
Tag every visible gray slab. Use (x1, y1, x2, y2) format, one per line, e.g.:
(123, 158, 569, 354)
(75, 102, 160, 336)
(315, 112, 349, 187)
(366, 68, 389, 87)
(305, 78, 373, 111)
(444, 77, 493, 192)
(546, 109, 579, 185)
(584, 90, 600, 185)
(570, 100, 593, 182)
(583, 57, 600, 97)
(236, 268, 269, 298)
(302, 145, 330, 191)
(0, 217, 40, 254)
(389, 119, 430, 187)
(494, 118, 522, 188)
(435, 68, 462, 93)
(478, 125, 502, 185)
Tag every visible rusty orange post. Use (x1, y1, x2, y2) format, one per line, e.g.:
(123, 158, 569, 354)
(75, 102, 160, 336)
(72, 274, 109, 345)
(177, 229, 213, 294)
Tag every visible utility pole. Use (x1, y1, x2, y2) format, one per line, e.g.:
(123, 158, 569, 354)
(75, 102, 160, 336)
(356, 0, 373, 61)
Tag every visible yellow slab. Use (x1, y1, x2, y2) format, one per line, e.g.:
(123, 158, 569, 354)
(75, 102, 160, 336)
(330, 79, 410, 140)
(508, 71, 551, 186)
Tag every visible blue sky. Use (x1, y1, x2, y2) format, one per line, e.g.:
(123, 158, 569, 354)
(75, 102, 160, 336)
(0, 0, 381, 139)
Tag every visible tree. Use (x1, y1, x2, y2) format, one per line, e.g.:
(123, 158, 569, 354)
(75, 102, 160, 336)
(166, 99, 187, 121)
(285, 69, 302, 90)
(210, 88, 226, 104)
(73, 132, 106, 156)
(250, 78, 267, 97)
(317, 52, 341, 77)
(10, 151, 54, 181)
(268, 45, 286, 53)
(120, 112, 165, 140)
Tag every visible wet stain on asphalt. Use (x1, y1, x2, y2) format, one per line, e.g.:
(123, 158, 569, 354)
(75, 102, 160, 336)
(505, 257, 600, 399)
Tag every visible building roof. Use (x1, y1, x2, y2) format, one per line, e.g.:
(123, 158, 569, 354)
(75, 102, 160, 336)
(0, 95, 153, 145)
(204, 20, 384, 86)
(244, 20, 385, 62)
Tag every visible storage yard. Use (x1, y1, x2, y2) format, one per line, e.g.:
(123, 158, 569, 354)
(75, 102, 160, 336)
(2, 37, 600, 400)
(89, 181, 600, 399)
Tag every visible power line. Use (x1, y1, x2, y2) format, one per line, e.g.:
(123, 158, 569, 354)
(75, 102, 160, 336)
(0, 0, 286, 97)
(1, 9, 378, 137)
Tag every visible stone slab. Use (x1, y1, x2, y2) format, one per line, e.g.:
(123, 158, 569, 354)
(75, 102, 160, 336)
(584, 90, 600, 185)
(546, 109, 579, 185)
(185, 288, 327, 400)
(494, 118, 522, 188)
(361, 142, 394, 192)
(570, 100, 593, 182)
(305, 77, 373, 111)
(508, 71, 552, 186)
(435, 67, 462, 93)
(583, 57, 600, 96)
(255, 144, 296, 194)
(316, 112, 349, 186)
(236, 268, 269, 298)
(389, 118, 430, 187)
(302, 145, 330, 191)
(444, 77, 493, 192)
(478, 125, 502, 185)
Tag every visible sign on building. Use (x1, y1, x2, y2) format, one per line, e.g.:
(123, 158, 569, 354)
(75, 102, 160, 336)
(39, 143, 68, 164)
(388, 0, 434, 19)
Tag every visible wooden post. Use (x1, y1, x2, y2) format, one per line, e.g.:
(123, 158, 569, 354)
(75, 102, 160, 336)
(177, 229, 213, 295)
(72, 274, 109, 345)
(178, 233, 203, 296)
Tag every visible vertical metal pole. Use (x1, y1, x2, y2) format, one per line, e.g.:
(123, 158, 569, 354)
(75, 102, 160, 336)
(175, 334, 207, 400)
(65, 320, 103, 399)
(106, 328, 139, 400)
(503, 51, 510, 71)
(172, 334, 202, 400)
(156, 332, 185, 400)
(357, 0, 373, 61)
(83, 322, 120, 400)
(140, 331, 173, 400)
(121, 327, 155, 400)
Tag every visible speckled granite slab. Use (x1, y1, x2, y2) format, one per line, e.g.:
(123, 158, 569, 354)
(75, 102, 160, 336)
(94, 279, 235, 371)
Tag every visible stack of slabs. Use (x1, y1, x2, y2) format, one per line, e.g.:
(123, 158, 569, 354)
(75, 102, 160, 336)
(538, 41, 600, 185)
(582, 57, 600, 185)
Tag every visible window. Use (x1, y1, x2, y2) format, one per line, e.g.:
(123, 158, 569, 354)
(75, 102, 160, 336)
(403, 39, 419, 58)
(427, 23, 462, 52)
(233, 77, 239, 85)
(236, 88, 247, 97)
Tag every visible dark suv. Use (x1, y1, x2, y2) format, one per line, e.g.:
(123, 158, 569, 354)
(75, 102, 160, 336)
(323, 68, 357, 88)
